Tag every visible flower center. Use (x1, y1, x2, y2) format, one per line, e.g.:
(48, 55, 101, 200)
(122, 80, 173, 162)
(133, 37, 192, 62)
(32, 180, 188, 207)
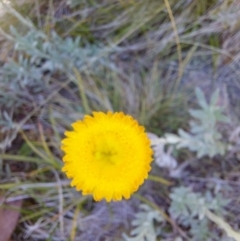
(93, 133, 121, 165)
(95, 149, 118, 164)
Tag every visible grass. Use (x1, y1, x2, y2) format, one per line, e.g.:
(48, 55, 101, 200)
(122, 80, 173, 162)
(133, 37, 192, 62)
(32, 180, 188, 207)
(0, 0, 240, 240)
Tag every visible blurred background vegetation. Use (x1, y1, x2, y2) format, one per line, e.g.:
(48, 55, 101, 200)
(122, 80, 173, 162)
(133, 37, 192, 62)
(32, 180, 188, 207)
(0, 0, 240, 240)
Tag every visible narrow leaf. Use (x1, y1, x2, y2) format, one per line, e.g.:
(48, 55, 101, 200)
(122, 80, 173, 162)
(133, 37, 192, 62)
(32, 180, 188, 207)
(195, 87, 208, 109)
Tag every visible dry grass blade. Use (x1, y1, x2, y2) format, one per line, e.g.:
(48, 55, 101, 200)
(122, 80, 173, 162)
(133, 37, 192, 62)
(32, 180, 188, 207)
(163, 0, 182, 78)
(205, 209, 240, 241)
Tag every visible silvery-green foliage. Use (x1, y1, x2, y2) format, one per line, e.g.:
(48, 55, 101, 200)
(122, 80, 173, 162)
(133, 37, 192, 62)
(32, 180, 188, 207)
(9, 26, 105, 71)
(0, 111, 16, 132)
(0, 24, 111, 111)
(165, 87, 229, 158)
(169, 187, 229, 221)
(122, 204, 163, 241)
(169, 187, 205, 226)
(2, 54, 43, 84)
(0, 110, 19, 150)
(0, 54, 48, 104)
(189, 218, 211, 241)
(169, 187, 229, 241)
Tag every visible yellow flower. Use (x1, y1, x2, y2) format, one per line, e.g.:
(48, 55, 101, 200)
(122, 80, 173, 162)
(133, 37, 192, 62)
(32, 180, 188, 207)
(61, 111, 153, 202)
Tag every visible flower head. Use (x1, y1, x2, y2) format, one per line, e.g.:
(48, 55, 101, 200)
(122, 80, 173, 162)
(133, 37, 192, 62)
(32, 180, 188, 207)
(61, 111, 153, 202)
